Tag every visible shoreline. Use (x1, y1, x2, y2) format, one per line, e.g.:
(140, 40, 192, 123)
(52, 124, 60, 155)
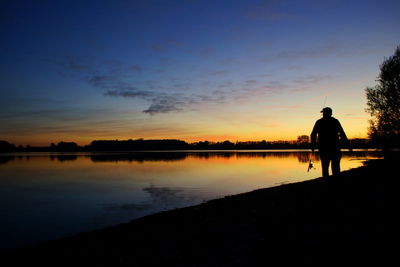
(4, 159, 395, 266)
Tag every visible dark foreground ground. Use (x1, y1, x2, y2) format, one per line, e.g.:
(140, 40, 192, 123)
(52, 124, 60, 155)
(3, 159, 396, 266)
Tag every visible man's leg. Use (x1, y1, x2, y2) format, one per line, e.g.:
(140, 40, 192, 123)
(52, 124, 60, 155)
(320, 153, 330, 177)
(331, 152, 342, 175)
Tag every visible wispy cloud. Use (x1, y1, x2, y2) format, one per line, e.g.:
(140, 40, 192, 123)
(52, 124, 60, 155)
(64, 55, 94, 72)
(51, 55, 296, 115)
(105, 89, 155, 98)
(77, 59, 232, 114)
(88, 75, 119, 88)
(143, 100, 182, 115)
(198, 47, 215, 57)
(0, 107, 136, 139)
(209, 70, 229, 76)
(102, 83, 185, 115)
(0, 107, 115, 122)
(244, 80, 259, 85)
(264, 46, 338, 62)
(244, 0, 300, 21)
(219, 58, 241, 66)
(104, 86, 228, 115)
(292, 75, 333, 84)
(150, 40, 185, 52)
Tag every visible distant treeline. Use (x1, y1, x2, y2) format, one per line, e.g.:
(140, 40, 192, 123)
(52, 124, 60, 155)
(0, 138, 377, 152)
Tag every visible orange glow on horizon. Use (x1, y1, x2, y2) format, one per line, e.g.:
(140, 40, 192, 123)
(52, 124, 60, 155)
(6, 131, 368, 147)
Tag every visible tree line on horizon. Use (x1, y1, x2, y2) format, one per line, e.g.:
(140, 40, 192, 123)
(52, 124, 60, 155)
(0, 137, 375, 153)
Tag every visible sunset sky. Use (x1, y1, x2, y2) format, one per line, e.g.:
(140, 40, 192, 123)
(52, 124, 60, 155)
(1, 0, 399, 146)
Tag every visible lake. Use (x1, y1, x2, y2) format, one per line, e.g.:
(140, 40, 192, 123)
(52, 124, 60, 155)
(0, 150, 381, 251)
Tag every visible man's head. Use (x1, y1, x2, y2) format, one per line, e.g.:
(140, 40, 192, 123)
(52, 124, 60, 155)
(321, 107, 332, 118)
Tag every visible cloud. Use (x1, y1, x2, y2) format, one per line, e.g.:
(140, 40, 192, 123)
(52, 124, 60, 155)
(141, 90, 229, 115)
(189, 92, 226, 105)
(52, 55, 145, 78)
(0, 106, 122, 124)
(244, 80, 259, 85)
(292, 75, 333, 84)
(210, 70, 229, 76)
(279, 46, 337, 60)
(50, 57, 183, 115)
(0, 109, 69, 120)
(129, 65, 143, 72)
(0, 107, 112, 122)
(51, 54, 294, 115)
(105, 89, 155, 99)
(150, 40, 185, 52)
(50, 55, 232, 115)
(90, 76, 157, 101)
(265, 46, 338, 62)
(287, 65, 304, 71)
(219, 58, 241, 66)
(91, 69, 232, 114)
(244, 0, 299, 21)
(172, 83, 191, 91)
(198, 47, 215, 57)
(64, 55, 94, 72)
(0, 107, 137, 138)
(217, 80, 234, 89)
(88, 75, 118, 88)
(143, 98, 182, 115)
(245, 9, 297, 21)
(87, 73, 189, 115)
(103, 86, 183, 115)
(226, 79, 288, 103)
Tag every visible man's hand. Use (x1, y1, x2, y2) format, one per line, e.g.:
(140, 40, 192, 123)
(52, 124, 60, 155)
(311, 144, 315, 153)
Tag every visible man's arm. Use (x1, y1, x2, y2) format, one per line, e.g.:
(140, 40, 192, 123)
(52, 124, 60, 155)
(310, 121, 319, 152)
(337, 120, 352, 151)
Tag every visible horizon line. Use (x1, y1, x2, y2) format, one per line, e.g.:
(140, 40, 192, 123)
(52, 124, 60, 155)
(2, 136, 370, 148)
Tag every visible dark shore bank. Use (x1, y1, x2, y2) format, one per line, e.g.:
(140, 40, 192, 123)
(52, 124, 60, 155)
(4, 159, 396, 266)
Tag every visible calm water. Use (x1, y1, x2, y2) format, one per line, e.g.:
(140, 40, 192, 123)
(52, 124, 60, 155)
(0, 150, 381, 251)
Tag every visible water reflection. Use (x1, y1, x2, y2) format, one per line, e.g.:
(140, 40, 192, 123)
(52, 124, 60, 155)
(0, 150, 382, 251)
(0, 150, 383, 165)
(0, 156, 14, 164)
(103, 185, 205, 214)
(50, 154, 78, 162)
(90, 152, 187, 163)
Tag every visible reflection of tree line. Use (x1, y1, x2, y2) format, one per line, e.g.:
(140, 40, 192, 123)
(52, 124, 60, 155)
(90, 153, 187, 163)
(92, 152, 319, 162)
(0, 154, 79, 164)
(0, 151, 382, 165)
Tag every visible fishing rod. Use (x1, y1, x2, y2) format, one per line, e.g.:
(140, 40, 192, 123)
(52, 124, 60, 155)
(307, 159, 315, 172)
(307, 95, 327, 172)
(322, 96, 327, 110)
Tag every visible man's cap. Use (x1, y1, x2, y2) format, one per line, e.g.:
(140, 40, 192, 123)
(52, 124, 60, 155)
(321, 107, 332, 113)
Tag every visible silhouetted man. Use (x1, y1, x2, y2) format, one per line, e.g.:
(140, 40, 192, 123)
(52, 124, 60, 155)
(311, 107, 351, 177)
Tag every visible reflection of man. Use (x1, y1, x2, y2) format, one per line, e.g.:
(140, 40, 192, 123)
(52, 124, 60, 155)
(311, 107, 352, 177)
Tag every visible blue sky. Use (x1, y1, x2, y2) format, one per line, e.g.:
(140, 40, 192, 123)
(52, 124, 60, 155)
(1, 0, 399, 145)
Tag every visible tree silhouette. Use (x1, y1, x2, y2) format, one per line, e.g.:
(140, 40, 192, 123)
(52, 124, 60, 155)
(0, 140, 16, 152)
(297, 135, 309, 145)
(365, 45, 400, 153)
